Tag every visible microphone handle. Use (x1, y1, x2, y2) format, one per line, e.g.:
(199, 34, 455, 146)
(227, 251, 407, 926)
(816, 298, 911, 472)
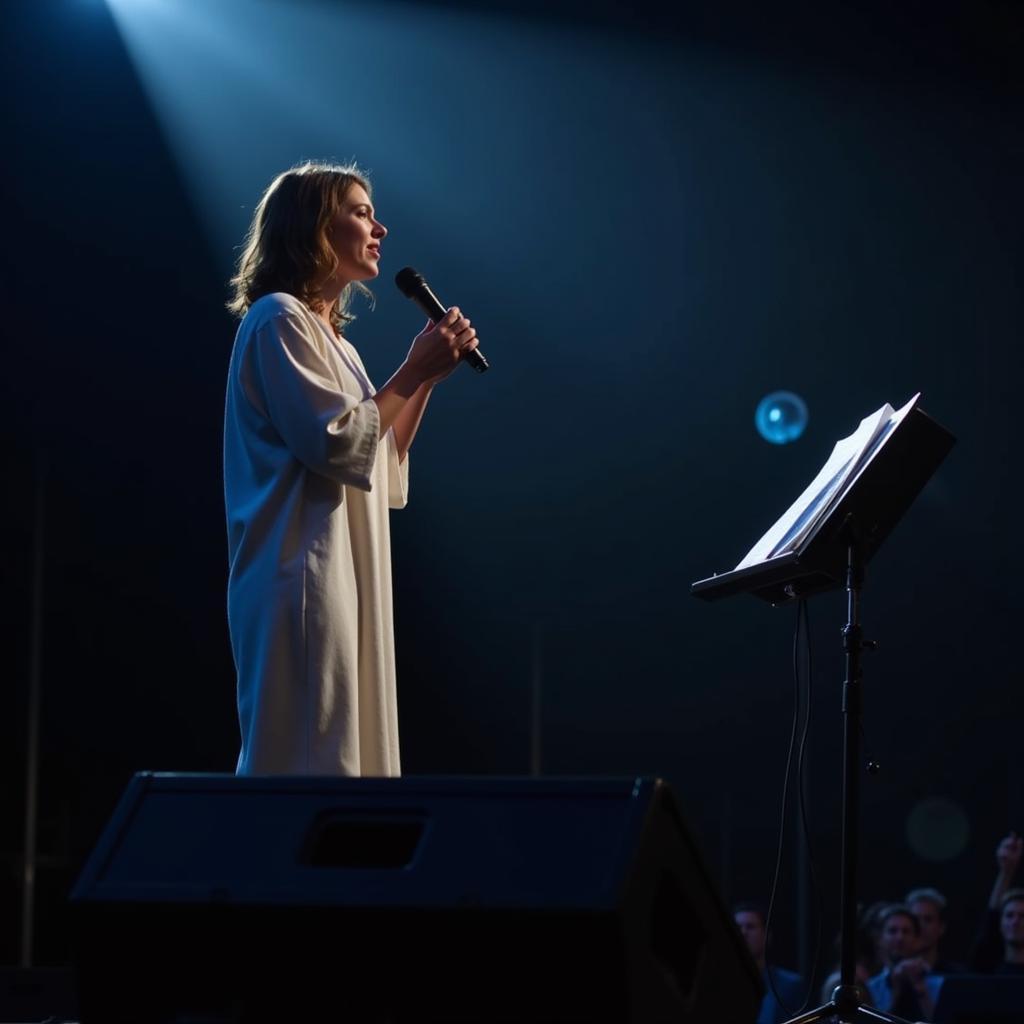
(411, 285, 489, 374)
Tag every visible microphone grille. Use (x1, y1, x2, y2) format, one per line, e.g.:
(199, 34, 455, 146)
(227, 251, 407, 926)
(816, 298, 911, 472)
(395, 266, 424, 297)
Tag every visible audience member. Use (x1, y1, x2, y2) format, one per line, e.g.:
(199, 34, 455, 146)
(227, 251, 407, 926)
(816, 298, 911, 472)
(734, 903, 806, 1024)
(905, 886, 965, 974)
(737, 831, 1022, 1018)
(995, 889, 1024, 974)
(971, 832, 1022, 972)
(866, 904, 942, 1020)
(859, 900, 894, 977)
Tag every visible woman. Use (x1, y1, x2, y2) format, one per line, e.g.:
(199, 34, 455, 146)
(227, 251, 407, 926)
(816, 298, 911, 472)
(224, 161, 478, 775)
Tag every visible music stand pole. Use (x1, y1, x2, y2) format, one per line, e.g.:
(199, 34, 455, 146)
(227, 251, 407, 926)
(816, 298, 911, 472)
(839, 518, 870, 1008)
(782, 518, 909, 1024)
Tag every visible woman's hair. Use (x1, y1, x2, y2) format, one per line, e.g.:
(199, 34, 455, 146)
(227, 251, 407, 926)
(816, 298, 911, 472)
(227, 160, 374, 332)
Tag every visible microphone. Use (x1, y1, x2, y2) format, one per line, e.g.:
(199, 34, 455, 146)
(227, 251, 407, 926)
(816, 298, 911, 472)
(395, 266, 489, 373)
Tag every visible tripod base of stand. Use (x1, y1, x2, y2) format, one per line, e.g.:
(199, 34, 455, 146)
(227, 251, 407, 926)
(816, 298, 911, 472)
(783, 985, 915, 1024)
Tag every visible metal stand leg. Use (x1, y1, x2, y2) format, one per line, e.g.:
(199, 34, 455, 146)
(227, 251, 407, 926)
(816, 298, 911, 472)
(780, 521, 911, 1024)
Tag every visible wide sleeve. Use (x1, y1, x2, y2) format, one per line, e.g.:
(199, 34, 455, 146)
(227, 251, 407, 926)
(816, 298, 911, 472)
(247, 311, 380, 489)
(384, 427, 409, 509)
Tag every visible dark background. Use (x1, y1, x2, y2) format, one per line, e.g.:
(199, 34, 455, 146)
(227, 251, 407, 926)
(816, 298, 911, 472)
(2, 0, 1022, 995)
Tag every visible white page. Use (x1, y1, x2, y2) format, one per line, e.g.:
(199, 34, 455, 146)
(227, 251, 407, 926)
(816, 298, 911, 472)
(765, 397, 922, 558)
(821, 392, 921, 515)
(735, 400, 901, 570)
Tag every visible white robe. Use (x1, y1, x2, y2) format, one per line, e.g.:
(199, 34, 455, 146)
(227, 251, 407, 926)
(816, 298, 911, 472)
(224, 292, 408, 776)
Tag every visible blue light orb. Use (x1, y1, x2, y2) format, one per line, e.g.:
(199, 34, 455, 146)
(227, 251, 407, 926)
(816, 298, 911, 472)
(755, 391, 808, 444)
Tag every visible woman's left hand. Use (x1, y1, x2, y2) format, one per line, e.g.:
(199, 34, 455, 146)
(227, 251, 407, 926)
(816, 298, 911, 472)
(415, 311, 480, 386)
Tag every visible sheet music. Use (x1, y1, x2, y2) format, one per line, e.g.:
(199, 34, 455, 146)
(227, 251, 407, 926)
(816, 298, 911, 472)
(735, 394, 921, 570)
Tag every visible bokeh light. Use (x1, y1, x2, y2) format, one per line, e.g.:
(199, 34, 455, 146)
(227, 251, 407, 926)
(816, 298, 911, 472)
(755, 390, 808, 444)
(905, 796, 970, 862)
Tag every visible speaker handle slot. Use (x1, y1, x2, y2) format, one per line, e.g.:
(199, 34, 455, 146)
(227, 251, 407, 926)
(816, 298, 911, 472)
(299, 809, 427, 869)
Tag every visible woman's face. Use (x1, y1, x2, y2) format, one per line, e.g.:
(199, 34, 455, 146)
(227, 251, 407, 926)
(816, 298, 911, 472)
(326, 183, 387, 284)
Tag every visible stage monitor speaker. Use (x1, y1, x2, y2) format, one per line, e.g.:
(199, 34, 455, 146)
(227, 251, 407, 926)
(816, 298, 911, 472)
(70, 773, 761, 1023)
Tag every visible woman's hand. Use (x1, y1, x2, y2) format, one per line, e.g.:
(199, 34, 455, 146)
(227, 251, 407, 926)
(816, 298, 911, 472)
(405, 307, 480, 386)
(373, 306, 481, 450)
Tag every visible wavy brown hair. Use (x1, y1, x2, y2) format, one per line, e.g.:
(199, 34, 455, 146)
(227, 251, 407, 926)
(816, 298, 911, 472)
(227, 161, 374, 333)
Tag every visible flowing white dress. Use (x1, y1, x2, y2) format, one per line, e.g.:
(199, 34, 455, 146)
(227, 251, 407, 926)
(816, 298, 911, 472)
(224, 292, 408, 776)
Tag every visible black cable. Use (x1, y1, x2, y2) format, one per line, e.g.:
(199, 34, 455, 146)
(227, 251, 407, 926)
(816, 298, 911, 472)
(795, 597, 824, 1011)
(763, 597, 826, 1016)
(762, 597, 806, 1015)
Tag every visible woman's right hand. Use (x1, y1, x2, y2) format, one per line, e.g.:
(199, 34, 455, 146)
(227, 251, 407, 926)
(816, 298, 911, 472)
(405, 307, 480, 385)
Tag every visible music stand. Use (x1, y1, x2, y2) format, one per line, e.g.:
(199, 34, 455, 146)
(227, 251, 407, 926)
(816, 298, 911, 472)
(691, 396, 955, 1023)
